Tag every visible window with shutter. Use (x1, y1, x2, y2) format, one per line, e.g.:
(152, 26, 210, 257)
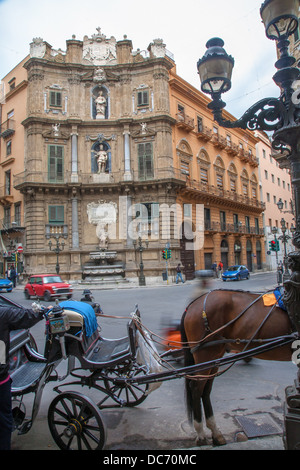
(48, 145, 64, 182)
(49, 91, 62, 108)
(49, 205, 64, 224)
(216, 174, 223, 189)
(138, 142, 153, 180)
(137, 90, 149, 107)
(200, 168, 208, 184)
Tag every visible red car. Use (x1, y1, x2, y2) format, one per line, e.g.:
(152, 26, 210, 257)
(24, 274, 73, 302)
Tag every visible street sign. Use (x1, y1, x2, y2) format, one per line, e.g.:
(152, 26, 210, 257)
(17, 246, 23, 253)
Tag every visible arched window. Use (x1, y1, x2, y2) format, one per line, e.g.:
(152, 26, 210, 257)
(214, 156, 225, 190)
(227, 162, 238, 193)
(241, 168, 249, 197)
(197, 149, 211, 186)
(250, 173, 258, 199)
(177, 139, 193, 177)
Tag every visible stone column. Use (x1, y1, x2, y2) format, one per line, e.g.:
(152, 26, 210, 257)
(123, 128, 132, 181)
(71, 192, 79, 249)
(71, 132, 78, 183)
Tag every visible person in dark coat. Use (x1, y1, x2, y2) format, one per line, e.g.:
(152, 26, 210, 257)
(0, 303, 44, 450)
(9, 266, 17, 288)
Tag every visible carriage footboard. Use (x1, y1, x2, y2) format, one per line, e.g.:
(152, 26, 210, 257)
(11, 362, 47, 394)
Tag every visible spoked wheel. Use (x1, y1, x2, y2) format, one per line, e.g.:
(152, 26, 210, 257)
(101, 362, 149, 408)
(48, 392, 106, 450)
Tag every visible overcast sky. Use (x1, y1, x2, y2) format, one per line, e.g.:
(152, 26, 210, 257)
(0, 0, 280, 118)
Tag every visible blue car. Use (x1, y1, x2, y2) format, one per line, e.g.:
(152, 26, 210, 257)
(222, 265, 250, 282)
(0, 276, 13, 292)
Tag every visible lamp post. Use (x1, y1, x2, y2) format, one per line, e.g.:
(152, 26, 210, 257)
(197, 0, 300, 449)
(48, 236, 65, 275)
(271, 225, 279, 267)
(279, 217, 292, 281)
(133, 237, 148, 286)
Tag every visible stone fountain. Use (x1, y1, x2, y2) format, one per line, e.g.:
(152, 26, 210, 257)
(82, 201, 126, 284)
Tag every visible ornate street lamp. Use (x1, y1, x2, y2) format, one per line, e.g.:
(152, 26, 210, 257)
(197, 0, 300, 449)
(279, 217, 292, 281)
(133, 237, 149, 286)
(48, 236, 65, 275)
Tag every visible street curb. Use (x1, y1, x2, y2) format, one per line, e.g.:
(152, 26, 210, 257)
(12, 270, 278, 292)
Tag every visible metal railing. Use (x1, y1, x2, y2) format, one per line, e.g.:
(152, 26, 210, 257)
(13, 167, 265, 211)
(204, 220, 264, 235)
(0, 119, 15, 138)
(0, 216, 24, 231)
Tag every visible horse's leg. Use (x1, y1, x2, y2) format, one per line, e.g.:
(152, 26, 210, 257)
(202, 375, 226, 446)
(190, 379, 209, 446)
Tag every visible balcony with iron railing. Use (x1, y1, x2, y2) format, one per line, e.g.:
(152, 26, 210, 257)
(204, 220, 264, 236)
(0, 119, 15, 139)
(0, 185, 14, 205)
(183, 177, 265, 211)
(196, 125, 212, 141)
(211, 134, 227, 149)
(0, 216, 25, 232)
(13, 166, 265, 211)
(175, 112, 195, 131)
(14, 168, 188, 188)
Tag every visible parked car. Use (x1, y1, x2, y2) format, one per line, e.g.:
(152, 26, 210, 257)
(222, 265, 250, 281)
(0, 276, 13, 292)
(24, 274, 73, 301)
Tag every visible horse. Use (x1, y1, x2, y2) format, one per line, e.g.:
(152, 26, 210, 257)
(180, 288, 296, 447)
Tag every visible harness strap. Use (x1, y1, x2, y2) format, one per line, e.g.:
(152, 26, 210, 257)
(201, 291, 211, 333)
(190, 291, 270, 354)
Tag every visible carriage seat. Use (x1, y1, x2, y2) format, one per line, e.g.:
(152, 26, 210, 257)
(63, 310, 84, 328)
(59, 300, 98, 337)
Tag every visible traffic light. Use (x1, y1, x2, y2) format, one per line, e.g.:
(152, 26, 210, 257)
(269, 240, 276, 251)
(162, 249, 172, 259)
(269, 240, 280, 252)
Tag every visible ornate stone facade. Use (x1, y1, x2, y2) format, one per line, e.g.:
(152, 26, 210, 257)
(1, 28, 266, 283)
(13, 30, 181, 282)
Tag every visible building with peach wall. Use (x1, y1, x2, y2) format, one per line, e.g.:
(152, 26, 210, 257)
(169, 70, 265, 276)
(0, 56, 29, 276)
(255, 131, 294, 271)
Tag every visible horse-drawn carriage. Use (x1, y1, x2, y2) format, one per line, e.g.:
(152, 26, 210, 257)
(7, 284, 299, 450)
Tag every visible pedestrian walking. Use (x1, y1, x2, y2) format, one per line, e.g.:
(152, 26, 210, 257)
(211, 261, 217, 278)
(0, 303, 44, 450)
(218, 261, 223, 278)
(176, 263, 184, 284)
(9, 266, 17, 288)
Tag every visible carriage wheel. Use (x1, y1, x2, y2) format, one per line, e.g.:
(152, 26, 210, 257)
(48, 392, 106, 450)
(102, 363, 149, 408)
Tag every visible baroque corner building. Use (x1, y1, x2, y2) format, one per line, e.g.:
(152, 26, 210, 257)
(0, 29, 265, 283)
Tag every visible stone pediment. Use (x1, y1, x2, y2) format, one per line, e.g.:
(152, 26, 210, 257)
(131, 123, 156, 139)
(42, 124, 70, 140)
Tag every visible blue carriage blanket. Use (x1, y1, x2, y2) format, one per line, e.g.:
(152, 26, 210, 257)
(274, 287, 287, 311)
(59, 300, 98, 337)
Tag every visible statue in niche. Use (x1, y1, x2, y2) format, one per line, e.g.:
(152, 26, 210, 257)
(96, 223, 109, 250)
(96, 144, 108, 173)
(95, 90, 106, 119)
